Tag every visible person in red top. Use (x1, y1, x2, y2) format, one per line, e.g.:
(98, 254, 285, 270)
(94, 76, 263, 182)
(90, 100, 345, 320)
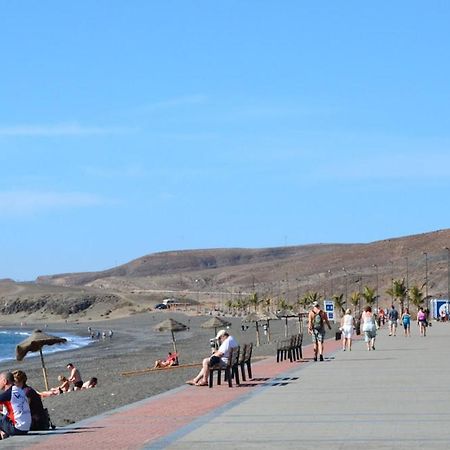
(0, 371, 31, 439)
(153, 352, 178, 369)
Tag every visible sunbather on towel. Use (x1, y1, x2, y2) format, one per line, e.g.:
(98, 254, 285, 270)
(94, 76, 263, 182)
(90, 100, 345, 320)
(154, 352, 178, 369)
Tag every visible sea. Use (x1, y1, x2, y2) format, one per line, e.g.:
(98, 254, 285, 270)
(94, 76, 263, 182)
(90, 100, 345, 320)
(0, 329, 92, 363)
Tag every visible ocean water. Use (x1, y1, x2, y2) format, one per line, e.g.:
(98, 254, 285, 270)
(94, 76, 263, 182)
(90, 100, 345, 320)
(0, 330, 92, 363)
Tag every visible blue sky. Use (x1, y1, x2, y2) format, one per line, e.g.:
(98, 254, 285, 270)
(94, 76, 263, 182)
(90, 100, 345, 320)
(2, 1, 450, 280)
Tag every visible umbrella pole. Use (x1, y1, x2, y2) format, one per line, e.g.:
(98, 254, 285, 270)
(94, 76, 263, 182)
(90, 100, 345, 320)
(267, 319, 271, 343)
(285, 317, 288, 337)
(171, 331, 178, 356)
(39, 349, 50, 391)
(255, 321, 260, 347)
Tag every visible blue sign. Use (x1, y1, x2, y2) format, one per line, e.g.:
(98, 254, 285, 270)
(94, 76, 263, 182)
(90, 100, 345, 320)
(323, 300, 335, 322)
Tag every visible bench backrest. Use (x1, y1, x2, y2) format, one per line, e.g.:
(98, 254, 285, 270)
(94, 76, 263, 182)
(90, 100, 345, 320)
(230, 346, 240, 367)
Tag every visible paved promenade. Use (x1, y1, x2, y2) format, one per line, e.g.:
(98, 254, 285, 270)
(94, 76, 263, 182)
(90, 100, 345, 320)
(3, 321, 450, 449)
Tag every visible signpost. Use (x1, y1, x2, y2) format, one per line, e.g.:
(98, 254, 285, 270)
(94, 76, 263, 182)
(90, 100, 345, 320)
(324, 299, 335, 322)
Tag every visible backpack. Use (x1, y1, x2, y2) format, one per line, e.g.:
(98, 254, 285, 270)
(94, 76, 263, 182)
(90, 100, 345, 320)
(313, 311, 324, 330)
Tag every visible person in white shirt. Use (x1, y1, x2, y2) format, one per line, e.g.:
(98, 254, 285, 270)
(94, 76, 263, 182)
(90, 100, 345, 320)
(186, 329, 238, 386)
(0, 371, 31, 438)
(340, 308, 354, 351)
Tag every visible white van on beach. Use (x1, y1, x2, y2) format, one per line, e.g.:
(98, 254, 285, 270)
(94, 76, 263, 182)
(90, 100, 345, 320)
(162, 298, 178, 306)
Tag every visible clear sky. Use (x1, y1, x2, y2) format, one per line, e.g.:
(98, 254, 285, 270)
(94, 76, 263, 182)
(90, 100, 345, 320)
(2, 1, 450, 281)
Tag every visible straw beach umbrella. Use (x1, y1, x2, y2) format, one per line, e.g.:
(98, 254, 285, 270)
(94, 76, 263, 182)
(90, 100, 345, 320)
(201, 316, 232, 337)
(276, 310, 297, 337)
(154, 318, 188, 359)
(16, 329, 67, 390)
(242, 312, 263, 347)
(258, 311, 279, 343)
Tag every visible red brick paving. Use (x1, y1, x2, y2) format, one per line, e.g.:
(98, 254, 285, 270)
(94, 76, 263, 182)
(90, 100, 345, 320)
(27, 336, 343, 449)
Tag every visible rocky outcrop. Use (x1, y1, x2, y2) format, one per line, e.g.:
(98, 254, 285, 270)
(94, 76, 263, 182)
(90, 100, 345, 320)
(0, 293, 122, 317)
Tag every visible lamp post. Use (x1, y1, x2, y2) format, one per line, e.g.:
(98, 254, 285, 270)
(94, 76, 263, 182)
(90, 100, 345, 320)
(389, 260, 394, 303)
(195, 279, 200, 313)
(342, 267, 348, 305)
(444, 247, 450, 302)
(373, 264, 379, 313)
(405, 256, 409, 308)
(423, 252, 429, 301)
(328, 270, 333, 299)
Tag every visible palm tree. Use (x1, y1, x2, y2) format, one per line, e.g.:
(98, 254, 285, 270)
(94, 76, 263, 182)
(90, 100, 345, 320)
(225, 299, 233, 314)
(386, 278, 408, 313)
(305, 291, 322, 305)
(248, 293, 260, 312)
(233, 297, 249, 315)
(263, 296, 272, 312)
(332, 293, 346, 316)
(349, 291, 361, 315)
(277, 297, 290, 312)
(408, 285, 424, 313)
(361, 286, 377, 307)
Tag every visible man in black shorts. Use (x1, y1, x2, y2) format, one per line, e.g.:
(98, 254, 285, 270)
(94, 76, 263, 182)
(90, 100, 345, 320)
(66, 363, 83, 390)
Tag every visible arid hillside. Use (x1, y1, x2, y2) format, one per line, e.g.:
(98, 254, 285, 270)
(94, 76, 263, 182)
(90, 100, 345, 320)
(27, 229, 450, 313)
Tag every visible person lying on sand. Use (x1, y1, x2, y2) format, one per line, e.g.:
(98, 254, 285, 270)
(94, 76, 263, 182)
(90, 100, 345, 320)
(39, 375, 70, 398)
(153, 352, 178, 369)
(82, 377, 98, 389)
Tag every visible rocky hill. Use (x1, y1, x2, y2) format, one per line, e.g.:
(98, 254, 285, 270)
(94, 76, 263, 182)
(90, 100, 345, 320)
(34, 229, 450, 307)
(2, 229, 450, 321)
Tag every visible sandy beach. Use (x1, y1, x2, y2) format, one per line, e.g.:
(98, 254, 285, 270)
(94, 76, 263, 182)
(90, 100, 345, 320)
(0, 311, 318, 427)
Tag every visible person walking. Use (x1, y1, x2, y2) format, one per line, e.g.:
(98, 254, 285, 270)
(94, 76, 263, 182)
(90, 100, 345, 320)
(401, 308, 411, 337)
(361, 306, 377, 351)
(388, 304, 399, 336)
(308, 301, 332, 361)
(417, 307, 427, 337)
(340, 308, 354, 351)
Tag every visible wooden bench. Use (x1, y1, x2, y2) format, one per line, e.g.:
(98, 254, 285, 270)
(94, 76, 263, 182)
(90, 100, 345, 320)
(209, 346, 240, 388)
(238, 343, 253, 381)
(276, 334, 303, 363)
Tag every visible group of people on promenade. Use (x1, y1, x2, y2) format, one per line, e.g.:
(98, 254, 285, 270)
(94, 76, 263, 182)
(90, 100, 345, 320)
(337, 303, 431, 354)
(182, 301, 433, 389)
(0, 362, 97, 440)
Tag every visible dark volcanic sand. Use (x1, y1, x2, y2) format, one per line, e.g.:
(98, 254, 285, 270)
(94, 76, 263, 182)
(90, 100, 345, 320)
(0, 311, 318, 427)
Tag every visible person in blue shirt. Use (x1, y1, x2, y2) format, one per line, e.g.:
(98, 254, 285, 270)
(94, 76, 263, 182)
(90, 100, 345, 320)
(401, 308, 411, 337)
